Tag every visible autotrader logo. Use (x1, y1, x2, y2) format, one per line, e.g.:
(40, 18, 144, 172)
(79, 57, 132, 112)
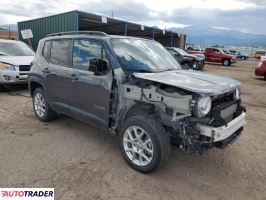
(0, 188, 54, 200)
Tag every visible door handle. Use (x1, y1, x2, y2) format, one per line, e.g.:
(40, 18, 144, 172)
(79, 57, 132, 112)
(42, 68, 50, 73)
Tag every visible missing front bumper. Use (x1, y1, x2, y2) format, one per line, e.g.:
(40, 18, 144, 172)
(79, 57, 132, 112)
(198, 112, 246, 142)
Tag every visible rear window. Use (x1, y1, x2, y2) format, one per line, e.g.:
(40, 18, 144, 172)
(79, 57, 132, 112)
(42, 41, 51, 59)
(50, 40, 71, 66)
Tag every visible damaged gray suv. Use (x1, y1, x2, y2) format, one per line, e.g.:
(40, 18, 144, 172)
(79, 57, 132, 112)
(29, 31, 246, 173)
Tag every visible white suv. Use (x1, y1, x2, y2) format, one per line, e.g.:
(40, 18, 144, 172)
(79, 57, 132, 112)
(0, 39, 34, 90)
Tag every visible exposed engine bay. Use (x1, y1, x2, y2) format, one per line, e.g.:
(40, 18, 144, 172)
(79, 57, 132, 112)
(117, 75, 246, 155)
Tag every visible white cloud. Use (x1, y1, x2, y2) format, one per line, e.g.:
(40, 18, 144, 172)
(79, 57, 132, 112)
(0, 0, 265, 34)
(138, 20, 188, 29)
(134, 0, 256, 12)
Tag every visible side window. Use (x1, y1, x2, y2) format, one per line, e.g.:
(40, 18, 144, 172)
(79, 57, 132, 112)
(73, 40, 110, 73)
(206, 48, 212, 53)
(42, 41, 51, 59)
(50, 40, 71, 66)
(213, 49, 220, 54)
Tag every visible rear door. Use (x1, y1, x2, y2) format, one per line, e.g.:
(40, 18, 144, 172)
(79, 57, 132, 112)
(43, 39, 73, 114)
(67, 39, 113, 130)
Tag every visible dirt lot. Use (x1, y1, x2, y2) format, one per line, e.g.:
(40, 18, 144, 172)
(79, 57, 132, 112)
(0, 59, 266, 200)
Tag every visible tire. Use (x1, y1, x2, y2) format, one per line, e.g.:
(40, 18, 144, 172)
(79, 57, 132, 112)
(241, 56, 246, 60)
(264, 74, 266, 81)
(32, 88, 56, 122)
(182, 62, 191, 70)
(0, 84, 4, 92)
(222, 59, 231, 66)
(119, 115, 170, 173)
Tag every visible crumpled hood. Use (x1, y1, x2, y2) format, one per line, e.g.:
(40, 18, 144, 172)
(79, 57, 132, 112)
(0, 56, 34, 66)
(134, 70, 240, 96)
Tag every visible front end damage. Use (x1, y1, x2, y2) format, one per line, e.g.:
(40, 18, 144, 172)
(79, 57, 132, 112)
(118, 76, 246, 155)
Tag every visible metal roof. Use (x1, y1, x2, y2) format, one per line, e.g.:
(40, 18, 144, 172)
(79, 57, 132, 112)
(18, 10, 185, 51)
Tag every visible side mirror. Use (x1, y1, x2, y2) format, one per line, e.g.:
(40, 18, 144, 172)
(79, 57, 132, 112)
(89, 58, 109, 75)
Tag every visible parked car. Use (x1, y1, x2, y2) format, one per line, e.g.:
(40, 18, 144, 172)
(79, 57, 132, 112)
(227, 50, 249, 60)
(29, 31, 246, 173)
(236, 52, 249, 60)
(186, 47, 205, 58)
(255, 60, 266, 80)
(166, 47, 205, 71)
(204, 47, 237, 66)
(260, 56, 266, 61)
(255, 50, 266, 59)
(222, 49, 230, 54)
(0, 39, 34, 90)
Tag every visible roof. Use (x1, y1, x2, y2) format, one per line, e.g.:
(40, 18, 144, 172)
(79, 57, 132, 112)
(43, 32, 160, 43)
(76, 10, 179, 38)
(19, 10, 180, 38)
(18, 10, 186, 50)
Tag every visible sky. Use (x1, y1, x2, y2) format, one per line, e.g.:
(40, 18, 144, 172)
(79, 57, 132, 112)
(0, 0, 265, 34)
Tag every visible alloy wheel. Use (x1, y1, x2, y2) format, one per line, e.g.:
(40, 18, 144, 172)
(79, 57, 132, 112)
(34, 92, 46, 118)
(123, 126, 154, 166)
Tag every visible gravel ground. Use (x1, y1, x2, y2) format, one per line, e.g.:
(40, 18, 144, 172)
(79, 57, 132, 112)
(0, 59, 266, 200)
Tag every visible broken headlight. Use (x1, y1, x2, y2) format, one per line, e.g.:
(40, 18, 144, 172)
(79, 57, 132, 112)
(197, 96, 211, 117)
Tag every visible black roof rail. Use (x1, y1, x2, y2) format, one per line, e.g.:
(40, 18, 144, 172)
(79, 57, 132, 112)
(46, 31, 108, 37)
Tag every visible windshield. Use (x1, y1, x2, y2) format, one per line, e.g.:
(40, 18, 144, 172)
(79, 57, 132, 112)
(110, 38, 181, 72)
(222, 50, 229, 54)
(175, 48, 189, 56)
(0, 42, 35, 56)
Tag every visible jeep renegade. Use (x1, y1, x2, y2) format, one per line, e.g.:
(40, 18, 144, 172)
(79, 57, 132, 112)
(29, 31, 246, 173)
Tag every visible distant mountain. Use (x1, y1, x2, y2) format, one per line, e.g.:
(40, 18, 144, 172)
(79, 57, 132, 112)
(0, 24, 17, 31)
(169, 25, 266, 47)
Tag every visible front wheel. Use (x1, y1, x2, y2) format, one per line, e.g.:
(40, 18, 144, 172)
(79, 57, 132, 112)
(33, 88, 57, 122)
(182, 62, 191, 70)
(223, 59, 231, 66)
(120, 115, 170, 173)
(0, 84, 4, 92)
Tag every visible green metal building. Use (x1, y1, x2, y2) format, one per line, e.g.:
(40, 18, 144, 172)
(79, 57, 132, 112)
(18, 10, 186, 51)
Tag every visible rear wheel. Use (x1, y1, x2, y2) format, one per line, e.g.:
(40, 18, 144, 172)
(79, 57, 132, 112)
(120, 115, 170, 173)
(264, 74, 266, 81)
(241, 56, 246, 60)
(223, 59, 231, 66)
(33, 88, 57, 122)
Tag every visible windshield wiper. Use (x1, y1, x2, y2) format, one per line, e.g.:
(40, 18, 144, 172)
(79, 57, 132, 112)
(158, 68, 179, 72)
(123, 68, 155, 73)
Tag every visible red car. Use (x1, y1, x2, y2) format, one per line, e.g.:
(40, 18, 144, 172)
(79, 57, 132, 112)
(204, 47, 236, 66)
(255, 60, 266, 80)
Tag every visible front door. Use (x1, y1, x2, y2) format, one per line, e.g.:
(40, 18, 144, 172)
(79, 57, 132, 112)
(67, 39, 113, 130)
